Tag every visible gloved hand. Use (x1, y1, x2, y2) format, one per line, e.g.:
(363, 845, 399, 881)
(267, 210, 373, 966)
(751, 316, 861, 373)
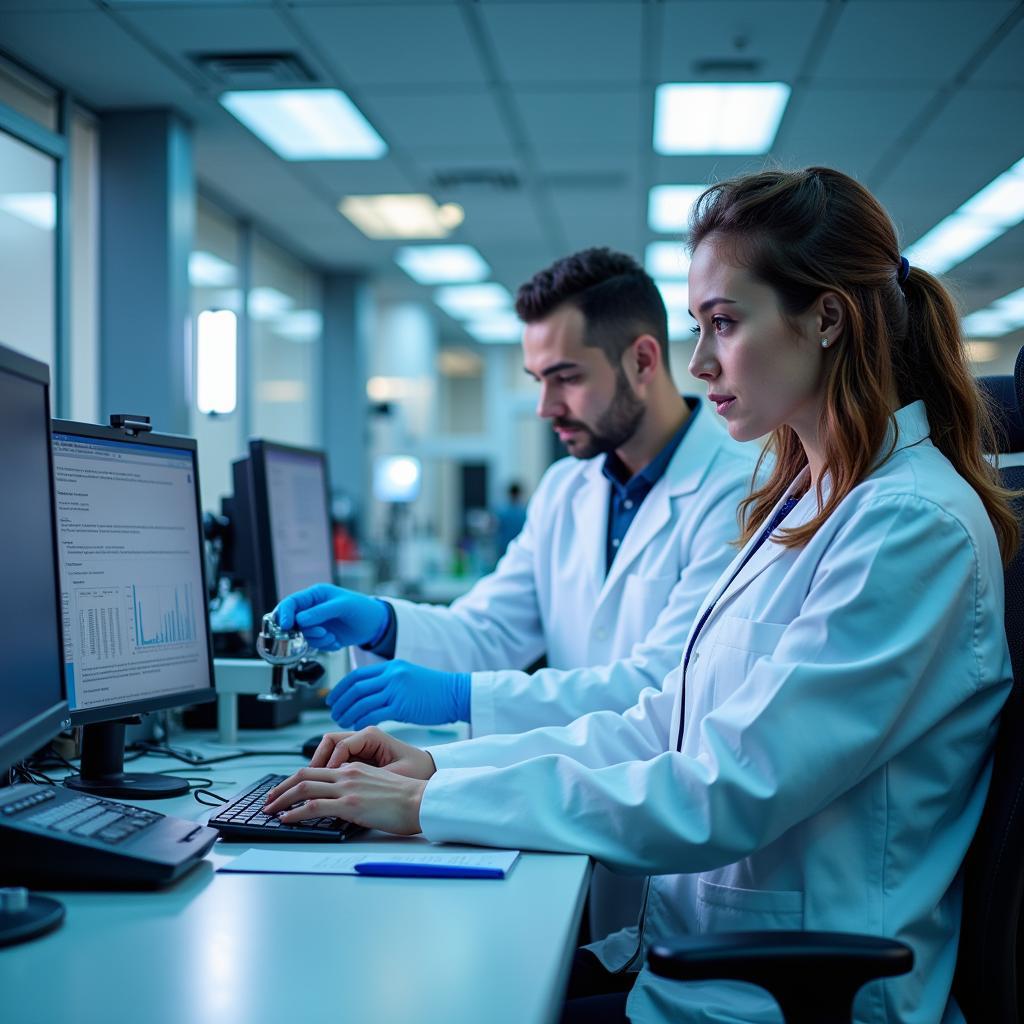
(326, 660, 471, 730)
(275, 584, 389, 651)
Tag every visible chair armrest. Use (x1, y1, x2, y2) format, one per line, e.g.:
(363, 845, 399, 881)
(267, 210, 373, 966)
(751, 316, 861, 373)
(648, 931, 913, 1024)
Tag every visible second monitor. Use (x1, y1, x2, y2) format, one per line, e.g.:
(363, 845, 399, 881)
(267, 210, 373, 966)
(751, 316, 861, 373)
(51, 420, 216, 798)
(232, 439, 334, 628)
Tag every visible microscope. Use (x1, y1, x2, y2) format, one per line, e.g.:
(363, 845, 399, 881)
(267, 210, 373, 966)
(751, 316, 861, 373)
(213, 613, 343, 744)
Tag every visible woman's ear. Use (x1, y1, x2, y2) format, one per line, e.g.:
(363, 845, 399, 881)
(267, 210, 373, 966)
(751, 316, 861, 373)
(817, 291, 846, 341)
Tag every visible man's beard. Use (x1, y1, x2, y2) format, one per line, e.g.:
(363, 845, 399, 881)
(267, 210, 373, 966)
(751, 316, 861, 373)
(554, 369, 645, 460)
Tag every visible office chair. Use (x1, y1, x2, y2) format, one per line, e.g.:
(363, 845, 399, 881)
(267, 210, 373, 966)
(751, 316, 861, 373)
(649, 345, 1024, 1024)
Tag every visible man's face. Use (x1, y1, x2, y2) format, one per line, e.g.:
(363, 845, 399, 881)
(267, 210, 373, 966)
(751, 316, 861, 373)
(522, 304, 644, 459)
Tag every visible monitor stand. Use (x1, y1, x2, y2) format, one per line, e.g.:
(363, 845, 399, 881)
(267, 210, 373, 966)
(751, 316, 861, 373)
(0, 889, 65, 948)
(63, 720, 189, 800)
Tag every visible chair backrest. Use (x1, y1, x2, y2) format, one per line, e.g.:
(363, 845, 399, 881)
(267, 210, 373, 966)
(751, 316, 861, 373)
(953, 348, 1024, 1021)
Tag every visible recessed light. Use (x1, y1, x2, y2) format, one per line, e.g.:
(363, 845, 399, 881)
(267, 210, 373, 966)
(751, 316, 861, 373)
(654, 82, 790, 154)
(435, 283, 513, 320)
(396, 245, 490, 284)
(962, 287, 1024, 338)
(904, 157, 1024, 276)
(464, 311, 522, 344)
(645, 241, 691, 280)
(248, 287, 293, 321)
(189, 251, 237, 288)
(648, 185, 707, 234)
(221, 89, 386, 160)
(340, 195, 464, 240)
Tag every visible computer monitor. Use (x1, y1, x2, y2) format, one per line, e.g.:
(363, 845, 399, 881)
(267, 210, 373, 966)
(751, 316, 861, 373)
(0, 343, 70, 945)
(50, 420, 216, 798)
(232, 440, 334, 626)
(0, 347, 69, 780)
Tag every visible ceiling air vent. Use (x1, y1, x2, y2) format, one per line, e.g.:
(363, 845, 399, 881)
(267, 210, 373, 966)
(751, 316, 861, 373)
(431, 169, 521, 192)
(543, 171, 629, 190)
(692, 58, 763, 76)
(190, 52, 317, 89)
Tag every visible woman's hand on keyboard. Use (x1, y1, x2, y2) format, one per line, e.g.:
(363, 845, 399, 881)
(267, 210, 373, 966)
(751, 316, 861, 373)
(309, 727, 436, 781)
(261, 763, 427, 836)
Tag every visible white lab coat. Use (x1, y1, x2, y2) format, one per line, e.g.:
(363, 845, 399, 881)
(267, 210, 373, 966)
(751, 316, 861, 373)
(419, 401, 1011, 1024)
(354, 403, 755, 738)
(354, 401, 755, 939)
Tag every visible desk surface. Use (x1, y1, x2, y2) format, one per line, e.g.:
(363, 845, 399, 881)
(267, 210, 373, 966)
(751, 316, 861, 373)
(1, 714, 591, 1024)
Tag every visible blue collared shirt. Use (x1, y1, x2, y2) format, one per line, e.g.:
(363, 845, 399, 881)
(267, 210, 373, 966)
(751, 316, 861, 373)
(601, 397, 700, 576)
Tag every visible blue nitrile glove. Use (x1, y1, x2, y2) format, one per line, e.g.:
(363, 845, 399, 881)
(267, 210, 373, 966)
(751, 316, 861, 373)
(326, 660, 471, 729)
(275, 584, 390, 651)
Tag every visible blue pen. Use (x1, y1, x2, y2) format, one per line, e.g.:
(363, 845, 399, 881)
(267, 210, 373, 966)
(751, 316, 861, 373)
(354, 861, 504, 879)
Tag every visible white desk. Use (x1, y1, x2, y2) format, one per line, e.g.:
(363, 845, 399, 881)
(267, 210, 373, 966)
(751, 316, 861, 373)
(1, 713, 591, 1024)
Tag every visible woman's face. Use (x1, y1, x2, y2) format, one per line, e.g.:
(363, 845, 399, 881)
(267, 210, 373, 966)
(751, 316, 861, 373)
(687, 237, 833, 452)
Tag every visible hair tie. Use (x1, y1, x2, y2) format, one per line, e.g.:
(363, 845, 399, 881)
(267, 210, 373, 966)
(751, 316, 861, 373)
(898, 256, 911, 284)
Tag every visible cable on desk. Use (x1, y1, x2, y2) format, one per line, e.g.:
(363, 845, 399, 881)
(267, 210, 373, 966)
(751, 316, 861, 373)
(127, 740, 304, 767)
(192, 788, 230, 807)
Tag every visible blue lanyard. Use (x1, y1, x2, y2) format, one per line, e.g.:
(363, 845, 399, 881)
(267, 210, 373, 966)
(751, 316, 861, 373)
(675, 496, 801, 751)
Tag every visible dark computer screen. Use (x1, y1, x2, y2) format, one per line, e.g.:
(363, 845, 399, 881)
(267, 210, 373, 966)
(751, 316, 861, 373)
(0, 345, 68, 777)
(245, 440, 334, 620)
(50, 424, 216, 725)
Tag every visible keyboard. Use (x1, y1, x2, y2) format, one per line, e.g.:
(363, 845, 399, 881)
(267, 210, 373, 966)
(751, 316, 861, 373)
(208, 773, 363, 843)
(0, 783, 218, 889)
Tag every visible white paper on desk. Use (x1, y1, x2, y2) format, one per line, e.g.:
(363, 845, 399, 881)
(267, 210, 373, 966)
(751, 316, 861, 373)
(218, 848, 520, 876)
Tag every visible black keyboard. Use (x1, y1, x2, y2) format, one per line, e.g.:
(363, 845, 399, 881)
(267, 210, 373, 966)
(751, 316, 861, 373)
(0, 783, 218, 889)
(209, 773, 363, 843)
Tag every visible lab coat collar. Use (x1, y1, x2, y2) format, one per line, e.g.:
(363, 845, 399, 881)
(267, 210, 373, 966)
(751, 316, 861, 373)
(687, 400, 931, 633)
(595, 400, 723, 602)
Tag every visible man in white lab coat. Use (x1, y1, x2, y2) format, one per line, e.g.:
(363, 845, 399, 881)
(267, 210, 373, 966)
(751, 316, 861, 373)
(278, 247, 755, 937)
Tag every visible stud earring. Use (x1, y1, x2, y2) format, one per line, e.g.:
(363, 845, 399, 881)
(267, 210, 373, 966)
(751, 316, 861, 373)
(820, 337, 830, 348)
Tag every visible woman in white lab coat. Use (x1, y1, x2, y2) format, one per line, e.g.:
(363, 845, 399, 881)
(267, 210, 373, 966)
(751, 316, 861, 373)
(265, 167, 1018, 1024)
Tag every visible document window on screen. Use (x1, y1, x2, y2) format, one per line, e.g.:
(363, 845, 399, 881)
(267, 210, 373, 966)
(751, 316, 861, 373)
(52, 434, 208, 713)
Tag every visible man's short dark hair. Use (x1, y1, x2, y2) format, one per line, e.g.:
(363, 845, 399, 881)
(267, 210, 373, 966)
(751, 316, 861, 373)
(514, 247, 670, 366)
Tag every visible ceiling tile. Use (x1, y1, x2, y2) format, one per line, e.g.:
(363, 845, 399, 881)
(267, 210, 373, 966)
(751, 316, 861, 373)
(772, 85, 935, 181)
(287, 4, 488, 88)
(361, 90, 515, 156)
(658, 1, 829, 83)
(812, 1, 1018, 85)
(515, 87, 644, 155)
(479, 3, 643, 85)
(966, 15, 1024, 89)
(0, 9, 199, 109)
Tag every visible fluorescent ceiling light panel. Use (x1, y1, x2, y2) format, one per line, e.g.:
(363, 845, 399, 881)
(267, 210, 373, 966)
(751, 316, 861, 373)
(465, 311, 522, 344)
(648, 185, 706, 234)
(645, 241, 691, 280)
(962, 286, 1024, 338)
(904, 157, 1024, 275)
(655, 280, 689, 312)
(341, 194, 464, 240)
(654, 82, 791, 154)
(395, 245, 490, 284)
(221, 89, 386, 160)
(196, 310, 237, 416)
(248, 286, 294, 321)
(0, 192, 56, 230)
(274, 309, 323, 343)
(667, 308, 694, 342)
(189, 250, 237, 288)
(435, 283, 513, 320)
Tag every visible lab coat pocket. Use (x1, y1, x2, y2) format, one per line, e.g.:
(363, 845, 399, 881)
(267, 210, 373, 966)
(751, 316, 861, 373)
(696, 878, 804, 935)
(706, 617, 788, 706)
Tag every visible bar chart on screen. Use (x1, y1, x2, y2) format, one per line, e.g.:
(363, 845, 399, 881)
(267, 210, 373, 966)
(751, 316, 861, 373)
(130, 582, 197, 648)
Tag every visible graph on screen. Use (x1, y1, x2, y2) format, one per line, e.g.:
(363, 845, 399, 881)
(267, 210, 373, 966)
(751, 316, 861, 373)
(131, 582, 197, 648)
